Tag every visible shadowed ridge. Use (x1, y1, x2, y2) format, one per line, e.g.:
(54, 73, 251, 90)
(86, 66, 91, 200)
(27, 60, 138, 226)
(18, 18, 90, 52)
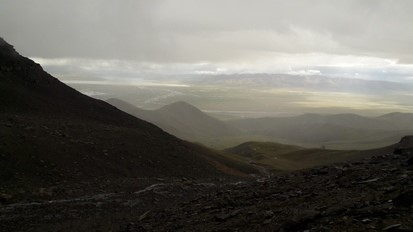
(157, 101, 200, 113)
(0, 38, 157, 127)
(154, 100, 240, 137)
(0, 37, 36, 66)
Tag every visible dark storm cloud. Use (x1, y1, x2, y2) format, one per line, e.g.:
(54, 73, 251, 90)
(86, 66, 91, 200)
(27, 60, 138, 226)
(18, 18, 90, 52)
(1, 0, 413, 63)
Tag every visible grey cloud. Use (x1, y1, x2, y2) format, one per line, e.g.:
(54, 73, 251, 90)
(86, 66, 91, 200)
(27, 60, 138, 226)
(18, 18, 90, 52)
(1, 0, 413, 63)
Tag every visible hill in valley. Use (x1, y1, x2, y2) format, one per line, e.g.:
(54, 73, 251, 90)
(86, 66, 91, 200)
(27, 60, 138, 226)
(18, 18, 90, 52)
(0, 38, 256, 192)
(106, 98, 240, 142)
(224, 141, 367, 172)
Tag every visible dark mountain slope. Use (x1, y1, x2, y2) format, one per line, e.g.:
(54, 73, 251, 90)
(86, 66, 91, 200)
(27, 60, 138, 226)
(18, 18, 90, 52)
(106, 98, 240, 141)
(0, 38, 255, 190)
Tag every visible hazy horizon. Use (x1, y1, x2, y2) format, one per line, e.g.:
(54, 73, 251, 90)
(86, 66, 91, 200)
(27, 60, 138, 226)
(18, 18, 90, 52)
(2, 0, 413, 115)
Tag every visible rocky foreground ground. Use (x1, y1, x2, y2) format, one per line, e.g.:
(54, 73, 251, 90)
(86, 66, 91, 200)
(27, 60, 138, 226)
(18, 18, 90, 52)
(1, 142, 413, 232)
(131, 146, 413, 232)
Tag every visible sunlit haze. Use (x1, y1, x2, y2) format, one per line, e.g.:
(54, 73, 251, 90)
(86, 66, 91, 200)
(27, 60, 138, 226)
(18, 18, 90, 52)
(2, 0, 413, 116)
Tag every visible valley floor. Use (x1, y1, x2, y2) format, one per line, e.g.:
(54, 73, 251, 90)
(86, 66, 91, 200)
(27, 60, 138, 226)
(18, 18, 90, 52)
(1, 149, 413, 231)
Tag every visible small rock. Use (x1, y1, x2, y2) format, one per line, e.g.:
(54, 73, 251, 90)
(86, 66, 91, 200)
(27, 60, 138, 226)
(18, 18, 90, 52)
(353, 178, 380, 184)
(362, 218, 372, 223)
(215, 209, 241, 221)
(312, 168, 329, 175)
(139, 210, 151, 221)
(263, 218, 272, 224)
(384, 186, 397, 193)
(382, 224, 401, 231)
(263, 210, 274, 219)
(0, 193, 12, 202)
(34, 188, 53, 197)
(124, 199, 142, 207)
(400, 174, 408, 178)
(407, 156, 413, 165)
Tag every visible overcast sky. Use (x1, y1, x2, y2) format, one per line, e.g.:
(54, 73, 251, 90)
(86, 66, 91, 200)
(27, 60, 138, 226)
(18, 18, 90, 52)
(1, 0, 413, 81)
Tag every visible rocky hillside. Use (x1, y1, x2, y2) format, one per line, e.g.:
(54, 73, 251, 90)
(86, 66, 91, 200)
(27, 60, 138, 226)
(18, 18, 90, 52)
(0, 37, 255, 191)
(1, 136, 412, 231)
(126, 136, 413, 231)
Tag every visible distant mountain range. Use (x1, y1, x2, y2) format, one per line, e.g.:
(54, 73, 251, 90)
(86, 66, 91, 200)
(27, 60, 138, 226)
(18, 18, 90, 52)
(188, 73, 413, 94)
(105, 97, 407, 172)
(0, 38, 255, 189)
(107, 97, 413, 150)
(227, 113, 413, 149)
(229, 112, 413, 132)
